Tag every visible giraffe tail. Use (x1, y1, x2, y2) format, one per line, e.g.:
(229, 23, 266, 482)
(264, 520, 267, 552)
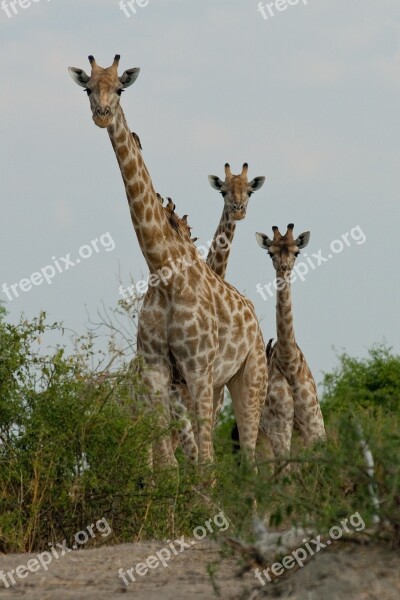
(231, 422, 241, 456)
(266, 338, 274, 363)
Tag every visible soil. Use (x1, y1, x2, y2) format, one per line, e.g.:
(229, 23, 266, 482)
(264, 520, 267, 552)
(0, 540, 399, 599)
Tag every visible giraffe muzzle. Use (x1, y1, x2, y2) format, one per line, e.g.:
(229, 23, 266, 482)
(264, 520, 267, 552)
(93, 106, 113, 128)
(232, 204, 246, 220)
(96, 106, 111, 117)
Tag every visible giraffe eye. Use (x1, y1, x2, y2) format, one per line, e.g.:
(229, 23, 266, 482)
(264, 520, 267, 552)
(295, 251, 300, 257)
(84, 88, 92, 96)
(117, 88, 124, 96)
(248, 192, 253, 197)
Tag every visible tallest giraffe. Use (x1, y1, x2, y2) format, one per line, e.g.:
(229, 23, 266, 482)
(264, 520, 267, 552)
(68, 55, 269, 468)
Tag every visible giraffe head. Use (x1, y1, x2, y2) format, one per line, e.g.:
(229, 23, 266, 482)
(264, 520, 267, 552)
(256, 224, 310, 274)
(68, 55, 140, 128)
(208, 163, 265, 220)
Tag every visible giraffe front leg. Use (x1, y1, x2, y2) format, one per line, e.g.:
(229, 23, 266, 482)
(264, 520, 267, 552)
(260, 371, 294, 463)
(186, 370, 214, 465)
(292, 380, 327, 446)
(170, 384, 198, 464)
(140, 364, 178, 470)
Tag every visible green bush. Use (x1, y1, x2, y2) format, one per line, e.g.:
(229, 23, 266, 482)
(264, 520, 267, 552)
(321, 344, 400, 415)
(0, 307, 399, 552)
(211, 345, 400, 545)
(0, 309, 209, 552)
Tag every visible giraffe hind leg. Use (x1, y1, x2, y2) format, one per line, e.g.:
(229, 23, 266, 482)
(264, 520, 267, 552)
(227, 345, 267, 467)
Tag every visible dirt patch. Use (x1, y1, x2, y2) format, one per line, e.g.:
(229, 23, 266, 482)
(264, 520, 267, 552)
(247, 543, 400, 600)
(0, 541, 399, 599)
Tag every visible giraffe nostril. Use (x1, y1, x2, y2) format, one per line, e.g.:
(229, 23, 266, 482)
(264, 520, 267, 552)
(96, 107, 111, 118)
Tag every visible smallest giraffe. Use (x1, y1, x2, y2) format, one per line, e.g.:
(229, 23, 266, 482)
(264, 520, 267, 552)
(256, 224, 326, 459)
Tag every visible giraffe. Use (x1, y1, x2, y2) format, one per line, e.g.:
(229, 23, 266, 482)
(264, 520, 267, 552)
(68, 55, 268, 469)
(255, 224, 326, 459)
(207, 162, 265, 278)
(171, 162, 266, 455)
(207, 162, 265, 427)
(151, 162, 266, 459)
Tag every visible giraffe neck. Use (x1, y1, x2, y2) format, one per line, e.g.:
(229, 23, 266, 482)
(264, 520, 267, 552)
(275, 274, 297, 359)
(206, 204, 235, 279)
(107, 107, 180, 272)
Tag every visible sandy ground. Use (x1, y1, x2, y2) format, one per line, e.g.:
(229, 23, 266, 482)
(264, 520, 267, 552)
(0, 540, 399, 599)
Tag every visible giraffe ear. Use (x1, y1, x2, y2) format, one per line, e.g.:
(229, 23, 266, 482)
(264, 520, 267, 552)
(119, 68, 140, 88)
(208, 176, 224, 191)
(295, 231, 310, 249)
(68, 67, 90, 87)
(249, 176, 266, 192)
(255, 232, 272, 249)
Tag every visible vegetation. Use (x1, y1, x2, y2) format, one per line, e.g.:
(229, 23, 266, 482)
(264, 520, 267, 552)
(322, 344, 400, 414)
(0, 305, 399, 553)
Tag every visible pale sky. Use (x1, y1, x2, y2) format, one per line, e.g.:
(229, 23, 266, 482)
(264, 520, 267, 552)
(1, 0, 399, 384)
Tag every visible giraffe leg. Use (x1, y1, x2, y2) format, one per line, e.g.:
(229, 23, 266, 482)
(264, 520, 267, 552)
(137, 306, 179, 470)
(170, 384, 198, 464)
(228, 379, 258, 465)
(185, 369, 214, 464)
(292, 379, 326, 446)
(227, 345, 266, 466)
(260, 368, 294, 460)
(212, 386, 225, 428)
(139, 362, 178, 470)
(255, 373, 274, 468)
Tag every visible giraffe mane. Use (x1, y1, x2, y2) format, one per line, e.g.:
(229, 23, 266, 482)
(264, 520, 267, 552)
(131, 131, 142, 150)
(156, 196, 198, 243)
(126, 133, 197, 243)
